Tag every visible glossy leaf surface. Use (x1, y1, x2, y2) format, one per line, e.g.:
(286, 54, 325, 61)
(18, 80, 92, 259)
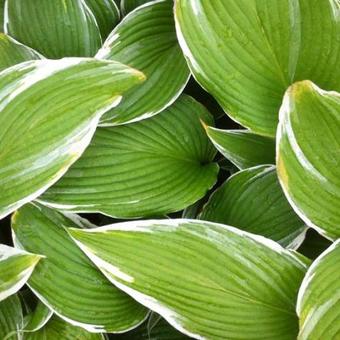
(69, 219, 308, 339)
(0, 244, 41, 302)
(0, 58, 143, 219)
(5, 0, 102, 58)
(12, 204, 148, 332)
(200, 165, 306, 247)
(277, 81, 340, 240)
(96, 0, 190, 125)
(297, 241, 340, 340)
(175, 0, 340, 136)
(40, 95, 218, 218)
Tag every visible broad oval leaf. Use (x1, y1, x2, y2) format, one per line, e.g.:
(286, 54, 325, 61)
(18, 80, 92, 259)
(205, 126, 276, 169)
(200, 165, 306, 248)
(96, 0, 190, 125)
(277, 81, 340, 240)
(297, 241, 340, 339)
(84, 0, 120, 40)
(69, 219, 308, 340)
(121, 0, 151, 15)
(5, 0, 102, 58)
(0, 295, 23, 340)
(0, 58, 144, 219)
(175, 0, 340, 136)
(0, 34, 42, 72)
(40, 95, 218, 219)
(11, 204, 148, 333)
(25, 315, 104, 340)
(0, 244, 42, 302)
(24, 301, 53, 333)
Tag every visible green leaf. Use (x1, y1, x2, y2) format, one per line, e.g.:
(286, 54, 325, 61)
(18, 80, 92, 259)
(175, 0, 340, 136)
(0, 295, 23, 340)
(84, 0, 120, 40)
(200, 165, 306, 248)
(11, 204, 148, 332)
(0, 244, 42, 302)
(0, 58, 144, 219)
(5, 0, 102, 58)
(96, 0, 190, 125)
(297, 241, 340, 340)
(69, 219, 308, 339)
(0, 34, 42, 72)
(205, 127, 276, 169)
(0, 0, 4, 32)
(40, 95, 218, 219)
(277, 81, 340, 240)
(121, 0, 151, 15)
(23, 301, 53, 332)
(25, 315, 104, 340)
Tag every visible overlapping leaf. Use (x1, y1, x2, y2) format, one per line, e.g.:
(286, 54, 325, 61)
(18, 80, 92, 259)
(69, 219, 308, 339)
(205, 127, 276, 169)
(96, 0, 190, 125)
(84, 0, 120, 40)
(11, 204, 148, 332)
(0, 34, 41, 72)
(200, 165, 306, 247)
(40, 95, 218, 218)
(25, 315, 104, 340)
(175, 0, 340, 136)
(297, 241, 340, 339)
(5, 0, 102, 58)
(0, 244, 42, 302)
(0, 58, 144, 219)
(0, 295, 23, 340)
(23, 302, 53, 333)
(277, 81, 340, 240)
(121, 0, 151, 15)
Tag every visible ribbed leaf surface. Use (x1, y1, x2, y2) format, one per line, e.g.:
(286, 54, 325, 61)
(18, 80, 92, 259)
(121, 0, 151, 15)
(175, 0, 340, 136)
(96, 0, 190, 125)
(206, 127, 276, 169)
(0, 34, 41, 72)
(24, 302, 53, 332)
(297, 241, 340, 339)
(0, 295, 23, 340)
(11, 204, 148, 332)
(40, 95, 218, 218)
(277, 81, 340, 240)
(84, 0, 120, 40)
(200, 165, 306, 247)
(25, 316, 104, 340)
(69, 219, 308, 339)
(0, 244, 42, 302)
(5, 0, 102, 58)
(0, 58, 143, 219)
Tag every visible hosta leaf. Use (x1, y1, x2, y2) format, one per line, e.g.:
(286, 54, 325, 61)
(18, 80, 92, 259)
(0, 295, 23, 340)
(205, 127, 276, 169)
(5, 0, 102, 58)
(40, 95, 218, 218)
(11, 204, 148, 332)
(0, 0, 4, 32)
(0, 58, 144, 219)
(200, 165, 306, 248)
(84, 0, 120, 40)
(0, 244, 42, 302)
(297, 241, 340, 339)
(175, 0, 340, 136)
(277, 81, 340, 240)
(24, 301, 53, 332)
(25, 316, 104, 340)
(0, 34, 41, 72)
(121, 0, 151, 15)
(96, 0, 190, 125)
(69, 219, 308, 340)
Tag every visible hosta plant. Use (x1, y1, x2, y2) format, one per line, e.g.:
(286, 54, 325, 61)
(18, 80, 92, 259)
(0, 0, 339, 339)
